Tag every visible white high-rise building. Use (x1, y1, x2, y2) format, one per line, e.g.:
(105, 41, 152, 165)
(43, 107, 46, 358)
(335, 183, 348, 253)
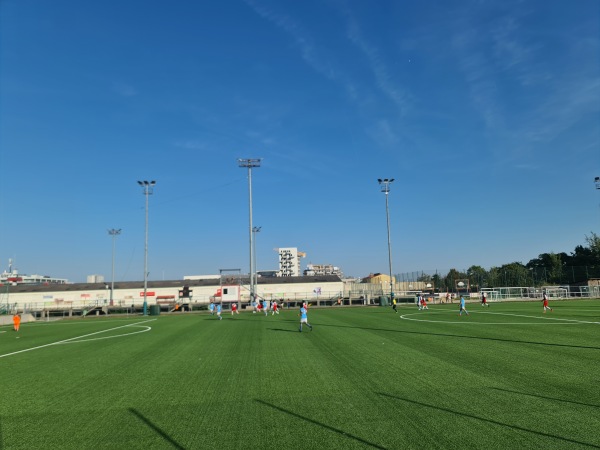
(276, 248, 305, 277)
(87, 274, 105, 283)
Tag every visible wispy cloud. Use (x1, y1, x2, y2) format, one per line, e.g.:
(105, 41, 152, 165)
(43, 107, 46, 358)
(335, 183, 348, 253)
(450, 3, 600, 168)
(340, 6, 411, 115)
(172, 139, 208, 151)
(242, 0, 336, 81)
(112, 81, 137, 97)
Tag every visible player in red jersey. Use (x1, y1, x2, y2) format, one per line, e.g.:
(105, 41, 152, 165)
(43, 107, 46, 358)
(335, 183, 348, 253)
(542, 293, 553, 313)
(481, 291, 489, 307)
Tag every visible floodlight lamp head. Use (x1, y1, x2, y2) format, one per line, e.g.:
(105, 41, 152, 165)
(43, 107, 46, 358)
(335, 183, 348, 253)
(137, 181, 143, 186)
(150, 180, 156, 186)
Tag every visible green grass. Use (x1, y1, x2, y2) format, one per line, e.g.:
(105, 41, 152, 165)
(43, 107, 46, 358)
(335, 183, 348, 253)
(1, 300, 599, 449)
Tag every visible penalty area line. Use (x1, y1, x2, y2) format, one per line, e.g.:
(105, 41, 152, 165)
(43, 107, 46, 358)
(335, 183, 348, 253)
(0, 319, 156, 359)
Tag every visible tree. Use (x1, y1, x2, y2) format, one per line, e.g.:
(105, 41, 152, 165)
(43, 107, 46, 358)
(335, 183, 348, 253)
(488, 262, 529, 286)
(467, 265, 488, 290)
(585, 232, 600, 259)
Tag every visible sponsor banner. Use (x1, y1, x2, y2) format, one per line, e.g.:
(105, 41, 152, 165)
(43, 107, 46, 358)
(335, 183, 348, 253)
(140, 292, 156, 297)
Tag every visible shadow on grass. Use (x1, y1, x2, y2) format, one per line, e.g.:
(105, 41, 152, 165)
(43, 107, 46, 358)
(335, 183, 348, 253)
(267, 328, 299, 333)
(255, 399, 386, 449)
(489, 387, 600, 409)
(316, 323, 600, 350)
(377, 393, 600, 448)
(129, 408, 185, 450)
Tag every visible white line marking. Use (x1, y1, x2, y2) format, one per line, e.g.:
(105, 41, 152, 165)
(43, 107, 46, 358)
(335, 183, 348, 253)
(399, 312, 599, 325)
(58, 325, 152, 344)
(0, 319, 156, 359)
(478, 311, 600, 324)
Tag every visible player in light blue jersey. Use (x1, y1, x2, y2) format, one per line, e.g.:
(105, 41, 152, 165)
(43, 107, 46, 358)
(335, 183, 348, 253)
(209, 301, 215, 315)
(216, 303, 222, 320)
(459, 296, 469, 316)
(298, 306, 313, 332)
(262, 299, 269, 316)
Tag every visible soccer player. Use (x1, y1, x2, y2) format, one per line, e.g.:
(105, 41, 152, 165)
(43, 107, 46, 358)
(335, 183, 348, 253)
(272, 300, 279, 315)
(392, 298, 397, 313)
(262, 299, 269, 316)
(209, 301, 215, 315)
(216, 303, 222, 320)
(420, 297, 429, 310)
(459, 296, 469, 316)
(481, 291, 489, 307)
(13, 313, 21, 332)
(542, 293, 553, 313)
(298, 305, 313, 332)
(231, 302, 239, 315)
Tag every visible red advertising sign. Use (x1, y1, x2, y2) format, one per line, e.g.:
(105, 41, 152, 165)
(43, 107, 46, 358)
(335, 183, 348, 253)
(140, 292, 156, 297)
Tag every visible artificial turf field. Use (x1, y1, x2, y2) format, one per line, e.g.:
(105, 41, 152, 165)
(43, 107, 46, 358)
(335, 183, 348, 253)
(0, 300, 599, 450)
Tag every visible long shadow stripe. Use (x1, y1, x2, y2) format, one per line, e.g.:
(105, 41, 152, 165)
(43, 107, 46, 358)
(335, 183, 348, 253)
(490, 387, 600, 410)
(129, 408, 185, 450)
(316, 323, 600, 350)
(378, 393, 600, 449)
(255, 399, 386, 449)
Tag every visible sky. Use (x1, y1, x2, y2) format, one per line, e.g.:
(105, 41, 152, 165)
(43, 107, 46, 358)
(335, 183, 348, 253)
(1, 0, 599, 283)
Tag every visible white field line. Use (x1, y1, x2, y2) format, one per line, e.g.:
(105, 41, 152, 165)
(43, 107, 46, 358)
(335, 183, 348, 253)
(478, 311, 600, 324)
(399, 311, 599, 325)
(0, 319, 156, 359)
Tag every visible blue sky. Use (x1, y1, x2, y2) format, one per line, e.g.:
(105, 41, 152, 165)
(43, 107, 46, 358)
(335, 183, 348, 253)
(1, 0, 599, 283)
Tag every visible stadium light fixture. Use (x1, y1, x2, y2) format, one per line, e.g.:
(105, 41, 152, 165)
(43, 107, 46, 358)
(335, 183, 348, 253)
(238, 158, 261, 304)
(378, 178, 395, 302)
(108, 228, 122, 306)
(138, 180, 156, 315)
(595, 176, 600, 190)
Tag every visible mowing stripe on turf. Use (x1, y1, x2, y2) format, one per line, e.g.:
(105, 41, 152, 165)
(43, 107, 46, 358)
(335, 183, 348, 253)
(0, 319, 156, 359)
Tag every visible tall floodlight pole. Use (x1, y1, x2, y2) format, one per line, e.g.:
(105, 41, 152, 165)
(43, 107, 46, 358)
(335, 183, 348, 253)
(596, 177, 600, 228)
(137, 180, 156, 315)
(378, 178, 395, 302)
(238, 158, 261, 304)
(108, 228, 122, 306)
(252, 226, 261, 297)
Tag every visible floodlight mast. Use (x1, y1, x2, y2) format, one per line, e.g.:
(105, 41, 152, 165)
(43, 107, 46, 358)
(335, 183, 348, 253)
(252, 226, 261, 296)
(238, 159, 261, 305)
(378, 178, 395, 302)
(108, 228, 122, 306)
(596, 177, 600, 229)
(137, 180, 156, 315)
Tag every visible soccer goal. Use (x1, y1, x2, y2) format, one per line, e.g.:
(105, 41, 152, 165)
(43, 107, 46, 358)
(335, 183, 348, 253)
(481, 289, 501, 301)
(543, 286, 569, 299)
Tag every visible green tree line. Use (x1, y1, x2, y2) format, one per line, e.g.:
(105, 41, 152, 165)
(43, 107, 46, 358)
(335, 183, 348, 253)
(413, 232, 600, 291)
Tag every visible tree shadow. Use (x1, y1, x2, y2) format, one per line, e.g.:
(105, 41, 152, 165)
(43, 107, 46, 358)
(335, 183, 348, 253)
(315, 323, 600, 350)
(129, 408, 185, 449)
(489, 387, 600, 409)
(254, 399, 386, 449)
(376, 392, 599, 448)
